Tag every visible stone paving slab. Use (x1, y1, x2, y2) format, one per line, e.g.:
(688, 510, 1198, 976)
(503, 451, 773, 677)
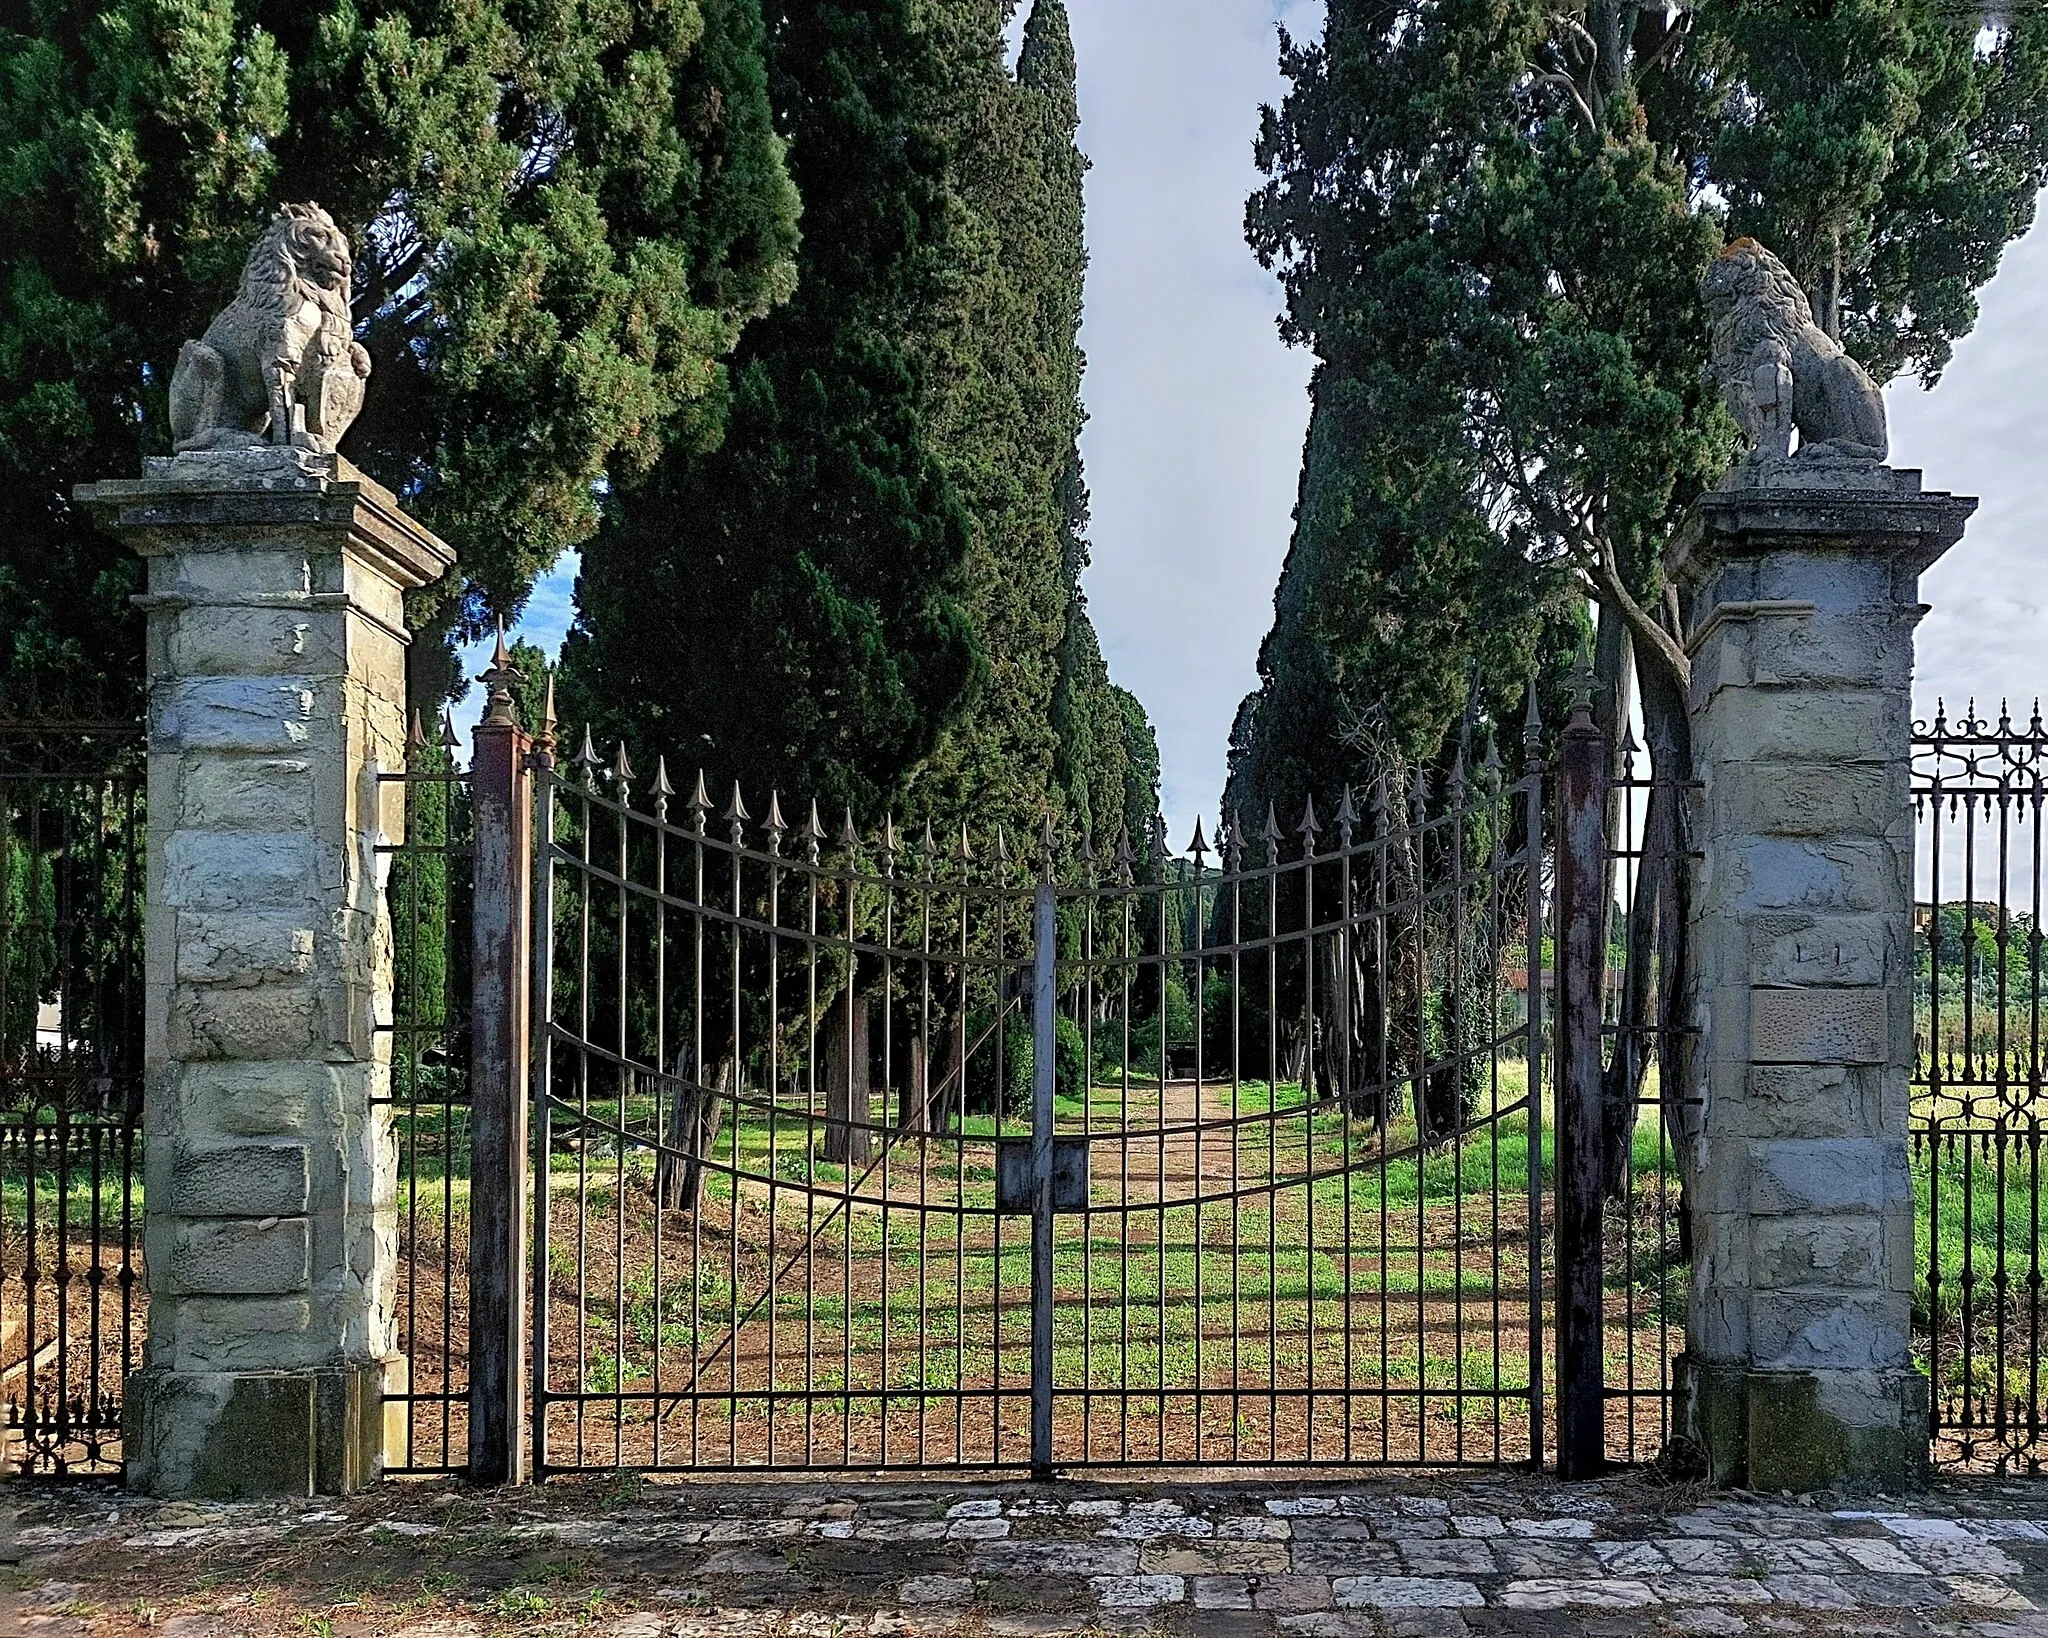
(6, 1471, 2048, 1638)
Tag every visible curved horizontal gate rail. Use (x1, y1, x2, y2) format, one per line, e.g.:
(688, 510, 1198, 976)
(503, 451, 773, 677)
(1913, 701, 2048, 1474)
(0, 725, 144, 1477)
(530, 723, 1552, 1473)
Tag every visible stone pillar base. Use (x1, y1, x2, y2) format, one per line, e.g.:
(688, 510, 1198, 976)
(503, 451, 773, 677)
(123, 1359, 395, 1498)
(1678, 1354, 1929, 1492)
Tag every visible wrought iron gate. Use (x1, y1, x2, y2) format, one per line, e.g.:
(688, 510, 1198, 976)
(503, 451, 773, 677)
(0, 724, 144, 1476)
(1913, 701, 2048, 1473)
(519, 699, 1569, 1474)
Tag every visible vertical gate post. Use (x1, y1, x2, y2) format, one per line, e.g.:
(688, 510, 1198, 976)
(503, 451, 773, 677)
(1676, 462, 1973, 1492)
(1030, 878, 1057, 1477)
(1555, 661, 1608, 1478)
(78, 449, 454, 1497)
(467, 634, 532, 1484)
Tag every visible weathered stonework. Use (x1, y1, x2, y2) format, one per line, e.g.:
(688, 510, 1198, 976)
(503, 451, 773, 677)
(78, 445, 452, 1497)
(1674, 464, 1972, 1491)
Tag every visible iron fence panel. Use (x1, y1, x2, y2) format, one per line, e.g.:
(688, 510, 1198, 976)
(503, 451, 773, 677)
(0, 726, 144, 1477)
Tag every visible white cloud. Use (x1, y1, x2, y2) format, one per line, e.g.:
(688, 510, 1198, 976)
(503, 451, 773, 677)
(1073, 0, 1322, 846)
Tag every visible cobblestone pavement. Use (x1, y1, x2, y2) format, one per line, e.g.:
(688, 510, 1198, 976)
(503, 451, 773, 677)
(8, 1470, 2048, 1638)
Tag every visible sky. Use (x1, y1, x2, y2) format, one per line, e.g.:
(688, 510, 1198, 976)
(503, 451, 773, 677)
(469, 0, 2048, 851)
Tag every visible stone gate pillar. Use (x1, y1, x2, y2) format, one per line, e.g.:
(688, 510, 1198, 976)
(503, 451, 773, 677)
(1675, 463, 1972, 1492)
(79, 448, 453, 1497)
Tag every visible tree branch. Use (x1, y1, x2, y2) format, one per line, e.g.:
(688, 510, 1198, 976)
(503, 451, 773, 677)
(1531, 70, 1599, 134)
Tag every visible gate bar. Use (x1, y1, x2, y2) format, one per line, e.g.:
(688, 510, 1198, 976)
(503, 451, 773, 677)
(1555, 664, 1607, 1479)
(468, 638, 534, 1484)
(1030, 879, 1057, 1477)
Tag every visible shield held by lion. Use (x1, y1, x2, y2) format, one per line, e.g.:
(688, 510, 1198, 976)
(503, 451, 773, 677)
(168, 202, 372, 457)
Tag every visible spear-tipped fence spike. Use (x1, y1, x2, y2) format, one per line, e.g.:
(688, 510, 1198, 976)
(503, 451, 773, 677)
(1189, 816, 1208, 858)
(1523, 675, 1543, 752)
(1449, 748, 1468, 795)
(882, 813, 898, 853)
(575, 725, 600, 770)
(922, 818, 938, 856)
(765, 792, 788, 835)
(407, 710, 426, 749)
(1262, 804, 1282, 843)
(955, 822, 975, 864)
(806, 800, 827, 843)
(651, 757, 676, 801)
(1042, 813, 1059, 858)
(611, 741, 634, 788)
(995, 825, 1011, 863)
(1224, 812, 1245, 866)
(725, 781, 750, 827)
(1482, 739, 1503, 780)
(2001, 698, 2015, 734)
(688, 769, 712, 812)
(490, 617, 510, 673)
(1080, 829, 1096, 863)
(1337, 786, 1358, 833)
(539, 668, 558, 741)
(1114, 827, 1135, 876)
(1299, 794, 1321, 837)
(1371, 773, 1390, 819)
(441, 709, 460, 751)
(1148, 814, 1168, 858)
(841, 809, 861, 851)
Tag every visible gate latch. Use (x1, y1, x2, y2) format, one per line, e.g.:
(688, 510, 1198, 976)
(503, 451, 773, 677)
(995, 1138, 1090, 1213)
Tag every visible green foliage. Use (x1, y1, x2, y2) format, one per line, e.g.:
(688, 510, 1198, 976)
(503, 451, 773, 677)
(1227, 1, 2048, 820)
(565, 0, 1158, 844)
(563, 0, 975, 819)
(0, 0, 800, 717)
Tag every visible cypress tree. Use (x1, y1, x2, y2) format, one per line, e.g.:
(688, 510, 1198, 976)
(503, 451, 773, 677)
(1231, 0, 2048, 1163)
(568, 0, 1159, 843)
(0, 0, 800, 718)
(562, 0, 977, 820)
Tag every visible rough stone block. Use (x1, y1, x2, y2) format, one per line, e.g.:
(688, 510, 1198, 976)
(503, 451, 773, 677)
(1724, 836, 1901, 915)
(1712, 763, 1894, 840)
(1679, 1359, 1930, 1492)
(1750, 1214, 1885, 1289)
(1749, 1137, 1911, 1214)
(168, 1296, 316, 1371)
(167, 1217, 311, 1296)
(122, 1359, 388, 1497)
(1744, 1063, 1877, 1138)
(169, 983, 324, 1060)
(163, 830, 318, 912)
(175, 912, 317, 986)
(177, 758, 315, 830)
(1750, 1290, 1911, 1370)
(176, 1061, 343, 1137)
(1747, 612, 1908, 692)
(153, 676, 319, 753)
(171, 1142, 309, 1217)
(170, 607, 345, 678)
(1749, 915, 1896, 987)
(1699, 689, 1893, 766)
(1750, 986, 1888, 1063)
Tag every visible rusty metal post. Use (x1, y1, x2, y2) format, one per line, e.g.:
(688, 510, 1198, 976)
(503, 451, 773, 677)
(468, 630, 533, 1484)
(1555, 657, 1608, 1479)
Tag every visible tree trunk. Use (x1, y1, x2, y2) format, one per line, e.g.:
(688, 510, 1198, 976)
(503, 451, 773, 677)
(899, 1032, 930, 1132)
(824, 989, 873, 1165)
(658, 1051, 731, 1215)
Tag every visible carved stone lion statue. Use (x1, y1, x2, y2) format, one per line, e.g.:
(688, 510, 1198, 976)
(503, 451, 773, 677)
(168, 202, 371, 456)
(1701, 237, 1887, 465)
